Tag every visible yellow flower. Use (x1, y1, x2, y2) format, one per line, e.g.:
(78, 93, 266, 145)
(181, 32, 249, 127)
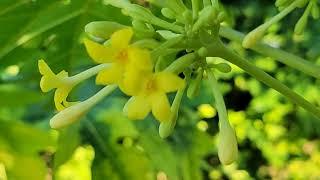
(50, 85, 117, 129)
(38, 59, 77, 111)
(123, 72, 185, 122)
(84, 28, 153, 94)
(38, 59, 108, 111)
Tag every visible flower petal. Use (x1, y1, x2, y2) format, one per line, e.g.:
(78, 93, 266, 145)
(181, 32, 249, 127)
(38, 60, 66, 92)
(155, 72, 185, 93)
(38, 59, 54, 76)
(150, 93, 171, 122)
(111, 28, 133, 49)
(123, 96, 151, 120)
(84, 38, 115, 63)
(120, 66, 152, 95)
(54, 86, 72, 111)
(96, 64, 123, 85)
(128, 47, 153, 71)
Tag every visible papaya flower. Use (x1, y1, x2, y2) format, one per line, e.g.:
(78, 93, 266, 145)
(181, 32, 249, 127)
(123, 71, 185, 122)
(38, 59, 108, 111)
(84, 27, 153, 95)
(50, 85, 117, 129)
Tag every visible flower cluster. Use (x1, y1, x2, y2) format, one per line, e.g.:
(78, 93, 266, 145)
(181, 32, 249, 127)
(39, 27, 185, 128)
(84, 28, 185, 122)
(39, 0, 320, 166)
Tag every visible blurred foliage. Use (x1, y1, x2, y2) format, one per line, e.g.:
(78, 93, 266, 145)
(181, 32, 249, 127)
(0, 0, 320, 179)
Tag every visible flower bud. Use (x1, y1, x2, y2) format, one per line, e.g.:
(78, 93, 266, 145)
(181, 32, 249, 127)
(197, 47, 208, 57)
(159, 113, 177, 138)
(50, 100, 91, 129)
(275, 0, 290, 8)
(159, 87, 185, 138)
(132, 20, 155, 38)
(218, 124, 238, 165)
(187, 68, 203, 99)
(296, 0, 309, 8)
(294, 14, 308, 35)
(146, 0, 165, 7)
(157, 30, 180, 40)
(161, 8, 176, 19)
(192, 7, 218, 32)
(165, 0, 187, 15)
(294, 1, 312, 35)
(106, 0, 156, 23)
(215, 63, 232, 73)
(242, 27, 265, 48)
(183, 10, 193, 24)
(50, 85, 117, 129)
(85, 21, 126, 40)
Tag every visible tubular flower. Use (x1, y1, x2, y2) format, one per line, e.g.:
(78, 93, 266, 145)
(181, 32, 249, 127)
(50, 85, 117, 129)
(38, 59, 108, 111)
(38, 59, 78, 111)
(84, 28, 153, 94)
(123, 71, 185, 122)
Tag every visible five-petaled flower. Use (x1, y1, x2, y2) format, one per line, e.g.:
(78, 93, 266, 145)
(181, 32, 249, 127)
(123, 71, 185, 122)
(84, 27, 153, 94)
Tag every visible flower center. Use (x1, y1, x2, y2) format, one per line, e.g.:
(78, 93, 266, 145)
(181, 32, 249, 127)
(146, 78, 157, 93)
(115, 49, 128, 63)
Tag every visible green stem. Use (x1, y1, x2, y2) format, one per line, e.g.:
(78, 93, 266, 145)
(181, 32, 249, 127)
(207, 69, 229, 127)
(219, 26, 320, 79)
(192, 0, 200, 19)
(242, 0, 300, 47)
(206, 40, 320, 119)
(151, 17, 184, 33)
(258, 1, 298, 29)
(151, 36, 183, 59)
(165, 53, 197, 74)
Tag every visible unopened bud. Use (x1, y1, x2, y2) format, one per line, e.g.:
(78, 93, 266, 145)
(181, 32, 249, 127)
(187, 69, 203, 99)
(242, 27, 265, 48)
(197, 47, 208, 57)
(166, 0, 187, 15)
(85, 21, 126, 40)
(50, 85, 117, 129)
(183, 10, 193, 24)
(132, 20, 155, 38)
(218, 124, 238, 165)
(193, 7, 218, 32)
(159, 86, 185, 138)
(215, 63, 232, 73)
(161, 8, 176, 19)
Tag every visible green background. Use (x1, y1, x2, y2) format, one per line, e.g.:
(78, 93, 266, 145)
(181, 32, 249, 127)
(0, 0, 320, 179)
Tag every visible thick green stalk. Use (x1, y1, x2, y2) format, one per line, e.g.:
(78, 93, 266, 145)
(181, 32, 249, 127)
(219, 26, 320, 79)
(206, 40, 320, 119)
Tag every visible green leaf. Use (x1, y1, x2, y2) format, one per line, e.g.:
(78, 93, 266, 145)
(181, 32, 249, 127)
(0, 84, 43, 107)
